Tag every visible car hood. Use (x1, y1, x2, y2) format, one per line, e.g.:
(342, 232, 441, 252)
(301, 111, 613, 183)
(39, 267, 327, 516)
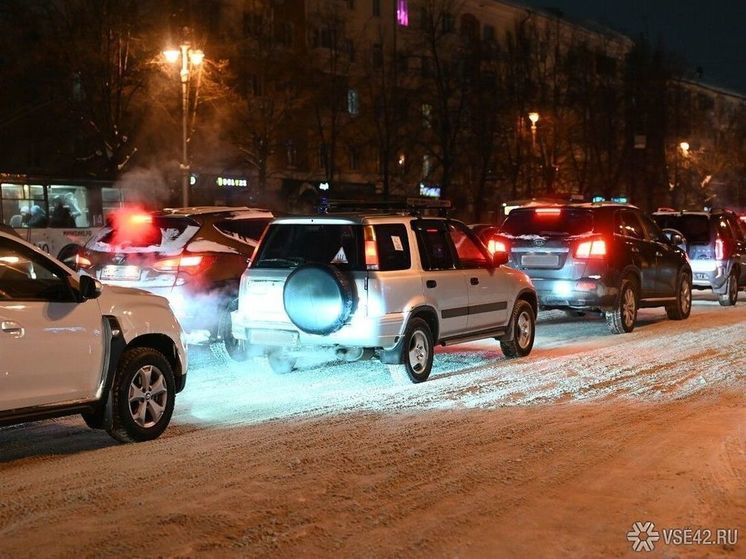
(96, 283, 172, 315)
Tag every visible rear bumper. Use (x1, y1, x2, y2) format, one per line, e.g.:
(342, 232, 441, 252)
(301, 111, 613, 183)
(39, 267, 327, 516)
(532, 277, 618, 310)
(231, 311, 405, 353)
(689, 260, 729, 291)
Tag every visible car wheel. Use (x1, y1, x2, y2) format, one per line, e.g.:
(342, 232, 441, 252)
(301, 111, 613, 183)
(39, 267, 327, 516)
(267, 351, 297, 374)
(666, 272, 692, 320)
(500, 300, 536, 358)
(213, 298, 249, 362)
(718, 272, 738, 306)
(605, 278, 638, 334)
(387, 318, 434, 384)
(106, 347, 175, 443)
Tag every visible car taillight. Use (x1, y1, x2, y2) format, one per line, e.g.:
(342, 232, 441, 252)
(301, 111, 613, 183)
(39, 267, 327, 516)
(75, 253, 92, 268)
(364, 225, 379, 270)
(575, 238, 607, 258)
(153, 255, 213, 274)
(715, 238, 726, 260)
(487, 237, 509, 255)
(535, 207, 562, 216)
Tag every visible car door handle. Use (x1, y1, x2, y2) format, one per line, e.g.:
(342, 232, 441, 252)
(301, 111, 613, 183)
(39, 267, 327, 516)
(1, 321, 24, 338)
(426, 280, 437, 288)
(470, 277, 480, 285)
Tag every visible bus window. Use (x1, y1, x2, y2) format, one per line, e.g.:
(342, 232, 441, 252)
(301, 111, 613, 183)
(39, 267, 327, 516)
(49, 184, 90, 228)
(102, 187, 125, 216)
(1, 183, 47, 228)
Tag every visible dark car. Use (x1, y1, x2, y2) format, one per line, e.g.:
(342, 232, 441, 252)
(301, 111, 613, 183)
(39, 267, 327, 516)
(495, 203, 692, 333)
(78, 206, 273, 353)
(651, 209, 745, 306)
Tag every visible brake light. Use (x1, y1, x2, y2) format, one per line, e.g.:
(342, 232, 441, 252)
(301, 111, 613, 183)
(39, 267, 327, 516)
(364, 225, 379, 270)
(715, 238, 725, 260)
(487, 238, 508, 254)
(75, 253, 92, 268)
(128, 213, 152, 225)
(575, 238, 607, 258)
(153, 255, 212, 274)
(535, 207, 562, 216)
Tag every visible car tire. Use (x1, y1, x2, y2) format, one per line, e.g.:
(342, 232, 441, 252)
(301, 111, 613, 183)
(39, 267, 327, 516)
(605, 278, 638, 334)
(214, 298, 249, 362)
(283, 263, 356, 335)
(386, 318, 434, 384)
(666, 272, 692, 320)
(267, 351, 297, 374)
(500, 300, 536, 358)
(718, 272, 738, 307)
(105, 347, 176, 443)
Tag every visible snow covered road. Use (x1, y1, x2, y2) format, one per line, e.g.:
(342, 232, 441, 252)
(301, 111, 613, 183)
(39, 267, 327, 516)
(1, 294, 744, 557)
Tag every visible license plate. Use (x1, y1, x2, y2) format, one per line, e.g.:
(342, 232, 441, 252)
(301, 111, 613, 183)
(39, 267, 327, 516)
(249, 329, 298, 346)
(695, 273, 708, 280)
(100, 265, 141, 281)
(522, 254, 559, 268)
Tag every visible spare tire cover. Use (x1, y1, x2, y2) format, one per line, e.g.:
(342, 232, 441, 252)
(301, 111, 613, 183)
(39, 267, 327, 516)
(283, 263, 356, 335)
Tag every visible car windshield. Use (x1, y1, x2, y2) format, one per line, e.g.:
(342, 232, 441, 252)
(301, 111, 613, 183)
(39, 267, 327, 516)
(652, 214, 710, 244)
(501, 208, 594, 237)
(253, 223, 364, 270)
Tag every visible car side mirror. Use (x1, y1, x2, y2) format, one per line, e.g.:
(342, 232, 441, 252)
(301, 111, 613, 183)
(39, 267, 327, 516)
(492, 251, 509, 267)
(662, 228, 687, 250)
(79, 274, 103, 300)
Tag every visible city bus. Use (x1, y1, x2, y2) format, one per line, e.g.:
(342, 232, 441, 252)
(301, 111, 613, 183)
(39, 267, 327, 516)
(0, 174, 129, 263)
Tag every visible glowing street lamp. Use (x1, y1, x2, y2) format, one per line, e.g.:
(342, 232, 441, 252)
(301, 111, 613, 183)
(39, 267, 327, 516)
(163, 44, 205, 206)
(528, 111, 540, 130)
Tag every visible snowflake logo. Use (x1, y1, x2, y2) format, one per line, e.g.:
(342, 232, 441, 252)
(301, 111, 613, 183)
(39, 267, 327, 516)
(627, 521, 660, 552)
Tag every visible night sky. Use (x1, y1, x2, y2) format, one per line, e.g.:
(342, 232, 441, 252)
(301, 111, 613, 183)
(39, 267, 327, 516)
(519, 0, 746, 95)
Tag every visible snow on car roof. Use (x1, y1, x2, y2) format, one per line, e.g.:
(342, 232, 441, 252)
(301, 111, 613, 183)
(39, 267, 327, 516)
(161, 206, 272, 217)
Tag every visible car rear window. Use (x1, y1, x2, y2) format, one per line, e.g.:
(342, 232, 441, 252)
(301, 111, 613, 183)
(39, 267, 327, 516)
(374, 224, 410, 270)
(92, 216, 198, 252)
(652, 214, 710, 244)
(214, 218, 272, 245)
(253, 223, 364, 270)
(501, 208, 594, 237)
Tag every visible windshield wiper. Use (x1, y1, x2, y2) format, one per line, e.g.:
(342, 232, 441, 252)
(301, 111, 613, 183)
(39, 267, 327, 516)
(256, 257, 305, 268)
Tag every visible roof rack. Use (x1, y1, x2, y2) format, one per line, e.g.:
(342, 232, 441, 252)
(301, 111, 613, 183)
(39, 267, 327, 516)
(317, 197, 452, 217)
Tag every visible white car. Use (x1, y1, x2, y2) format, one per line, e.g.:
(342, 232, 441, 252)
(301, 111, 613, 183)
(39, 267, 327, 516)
(232, 203, 537, 382)
(0, 230, 187, 442)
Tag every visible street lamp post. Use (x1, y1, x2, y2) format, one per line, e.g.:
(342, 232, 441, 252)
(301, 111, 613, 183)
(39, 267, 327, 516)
(672, 141, 689, 208)
(528, 112, 540, 195)
(163, 45, 204, 207)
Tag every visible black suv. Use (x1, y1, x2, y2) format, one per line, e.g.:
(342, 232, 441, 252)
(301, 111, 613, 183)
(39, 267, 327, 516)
(78, 206, 273, 352)
(652, 209, 745, 306)
(495, 203, 692, 333)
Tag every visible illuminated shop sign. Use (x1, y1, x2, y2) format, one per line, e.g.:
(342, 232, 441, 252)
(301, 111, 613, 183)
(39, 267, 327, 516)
(419, 183, 441, 198)
(216, 177, 248, 188)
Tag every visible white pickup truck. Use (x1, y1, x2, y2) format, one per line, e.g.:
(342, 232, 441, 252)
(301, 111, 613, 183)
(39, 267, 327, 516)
(0, 230, 187, 442)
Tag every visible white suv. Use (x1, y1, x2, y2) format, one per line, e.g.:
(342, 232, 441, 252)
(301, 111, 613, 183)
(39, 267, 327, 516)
(231, 207, 538, 382)
(0, 231, 187, 442)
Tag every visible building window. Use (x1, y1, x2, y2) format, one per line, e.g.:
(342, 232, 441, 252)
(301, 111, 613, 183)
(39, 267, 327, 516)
(276, 22, 294, 47)
(344, 38, 356, 62)
(348, 146, 359, 170)
(483, 24, 495, 41)
(422, 155, 431, 178)
(397, 0, 409, 26)
(372, 0, 380, 17)
(398, 54, 408, 73)
(286, 140, 297, 168)
(372, 43, 383, 68)
(420, 57, 433, 78)
(347, 88, 360, 116)
(347, 0, 355, 8)
(421, 103, 432, 128)
(319, 144, 329, 170)
(320, 28, 336, 49)
(442, 12, 454, 33)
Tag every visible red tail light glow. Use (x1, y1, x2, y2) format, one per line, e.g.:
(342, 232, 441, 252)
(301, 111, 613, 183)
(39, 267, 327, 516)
(364, 226, 379, 270)
(715, 238, 725, 260)
(487, 238, 509, 255)
(128, 213, 152, 225)
(153, 255, 212, 274)
(575, 238, 607, 258)
(535, 207, 562, 216)
(75, 253, 92, 268)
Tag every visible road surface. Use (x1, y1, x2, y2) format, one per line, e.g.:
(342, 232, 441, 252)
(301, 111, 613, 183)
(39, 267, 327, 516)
(1, 294, 744, 558)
